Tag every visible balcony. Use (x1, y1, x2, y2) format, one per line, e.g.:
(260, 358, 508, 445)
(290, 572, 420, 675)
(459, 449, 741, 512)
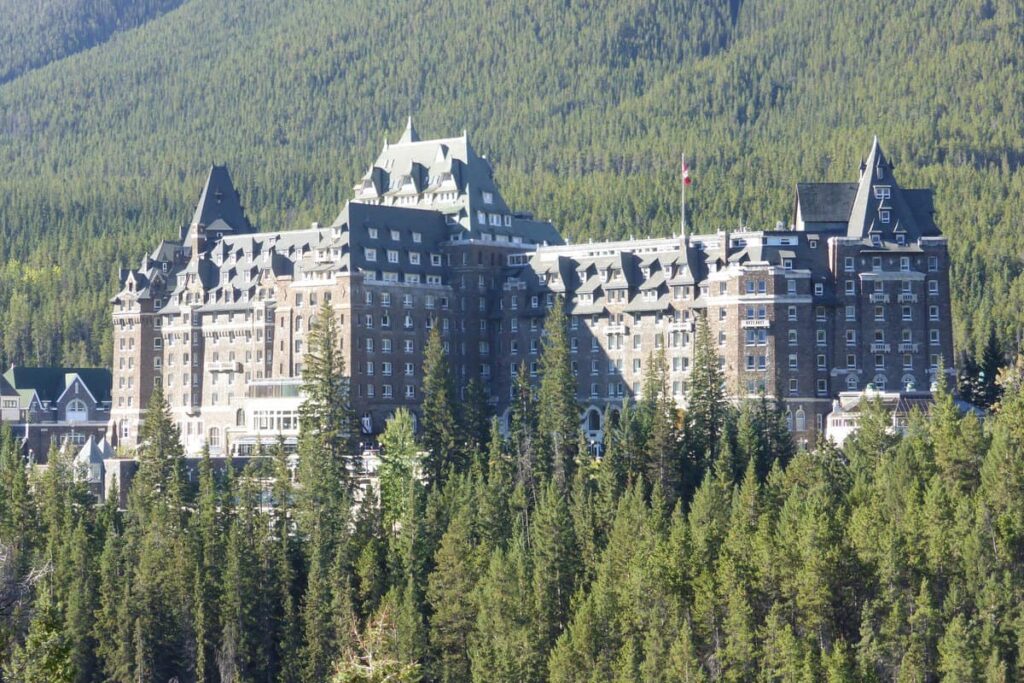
(898, 293, 918, 303)
(669, 319, 694, 331)
(870, 343, 891, 353)
(740, 318, 770, 329)
(869, 293, 890, 304)
(208, 361, 243, 373)
(898, 342, 919, 353)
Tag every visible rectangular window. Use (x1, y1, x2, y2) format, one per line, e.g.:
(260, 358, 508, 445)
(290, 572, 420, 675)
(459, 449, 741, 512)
(364, 248, 377, 262)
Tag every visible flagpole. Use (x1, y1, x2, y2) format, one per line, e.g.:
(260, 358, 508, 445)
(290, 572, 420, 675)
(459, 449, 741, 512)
(679, 153, 688, 239)
(681, 153, 687, 239)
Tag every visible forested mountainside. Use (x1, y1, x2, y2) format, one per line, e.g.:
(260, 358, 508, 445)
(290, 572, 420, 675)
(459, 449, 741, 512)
(0, 0, 185, 84)
(0, 0, 1022, 368)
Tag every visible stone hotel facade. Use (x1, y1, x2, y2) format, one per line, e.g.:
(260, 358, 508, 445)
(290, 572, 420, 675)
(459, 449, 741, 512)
(110, 121, 954, 453)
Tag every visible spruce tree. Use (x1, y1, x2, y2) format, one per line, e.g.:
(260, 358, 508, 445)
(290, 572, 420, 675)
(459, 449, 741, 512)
(459, 378, 491, 468)
(536, 296, 579, 490)
(531, 480, 579, 663)
(644, 348, 682, 503)
(510, 362, 539, 497)
(684, 313, 728, 498)
(378, 408, 421, 533)
(420, 323, 461, 488)
(427, 503, 479, 683)
(299, 301, 357, 524)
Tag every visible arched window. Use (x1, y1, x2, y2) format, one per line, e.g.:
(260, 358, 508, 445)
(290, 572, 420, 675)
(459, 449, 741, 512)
(209, 427, 220, 448)
(846, 375, 858, 390)
(66, 398, 88, 422)
(236, 409, 245, 427)
(795, 408, 806, 432)
(609, 409, 621, 428)
(901, 374, 916, 391)
(785, 410, 794, 432)
(587, 409, 601, 432)
(873, 374, 887, 391)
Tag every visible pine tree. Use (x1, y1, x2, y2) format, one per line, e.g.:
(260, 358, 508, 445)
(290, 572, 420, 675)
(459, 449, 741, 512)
(379, 408, 422, 533)
(980, 326, 1004, 407)
(420, 323, 461, 488)
(531, 480, 579, 662)
(509, 362, 539, 499)
(427, 503, 479, 682)
(460, 378, 491, 468)
(469, 539, 543, 683)
(64, 519, 97, 683)
(644, 348, 682, 503)
(536, 297, 579, 491)
(299, 301, 358, 530)
(684, 313, 728, 499)
(478, 419, 512, 552)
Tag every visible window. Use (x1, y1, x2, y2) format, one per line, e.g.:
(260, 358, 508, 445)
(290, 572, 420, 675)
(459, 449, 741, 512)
(847, 354, 857, 368)
(387, 250, 399, 264)
(928, 256, 938, 272)
(902, 306, 912, 321)
(816, 330, 826, 346)
(364, 248, 377, 262)
(789, 354, 798, 369)
(208, 428, 220, 448)
(874, 185, 891, 199)
(929, 306, 939, 321)
(817, 354, 827, 369)
(875, 354, 885, 369)
(872, 256, 882, 271)
(788, 306, 797, 321)
(930, 330, 940, 345)
(844, 257, 855, 272)
(482, 191, 494, 204)
(846, 330, 857, 346)
(845, 280, 855, 295)
(431, 254, 442, 267)
(879, 209, 891, 223)
(787, 280, 797, 294)
(788, 330, 798, 346)
(874, 306, 885, 321)
(795, 409, 806, 431)
(789, 378, 798, 394)
(929, 280, 939, 295)
(409, 252, 421, 265)
(847, 375, 858, 390)
(846, 305, 856, 321)
(900, 256, 910, 271)
(817, 379, 827, 394)
(412, 231, 422, 243)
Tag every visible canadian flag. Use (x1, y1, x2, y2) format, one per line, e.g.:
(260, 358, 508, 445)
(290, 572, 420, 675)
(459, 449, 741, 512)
(682, 157, 692, 186)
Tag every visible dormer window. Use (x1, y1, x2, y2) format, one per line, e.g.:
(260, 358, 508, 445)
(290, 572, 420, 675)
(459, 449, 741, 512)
(783, 259, 793, 270)
(879, 209, 891, 224)
(871, 234, 882, 247)
(896, 234, 906, 245)
(482, 191, 494, 205)
(873, 186, 891, 200)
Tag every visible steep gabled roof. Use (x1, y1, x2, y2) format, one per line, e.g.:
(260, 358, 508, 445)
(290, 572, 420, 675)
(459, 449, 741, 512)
(3, 367, 112, 405)
(846, 137, 940, 240)
(190, 165, 252, 233)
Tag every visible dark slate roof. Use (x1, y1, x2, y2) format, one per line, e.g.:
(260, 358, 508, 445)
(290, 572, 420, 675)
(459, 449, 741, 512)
(795, 183, 858, 223)
(0, 374, 16, 397)
(191, 165, 252, 233)
(3, 367, 113, 404)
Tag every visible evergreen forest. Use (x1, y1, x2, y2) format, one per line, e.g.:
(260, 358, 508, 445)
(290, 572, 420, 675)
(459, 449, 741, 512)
(3, 302, 1024, 682)
(1, 0, 1023, 372)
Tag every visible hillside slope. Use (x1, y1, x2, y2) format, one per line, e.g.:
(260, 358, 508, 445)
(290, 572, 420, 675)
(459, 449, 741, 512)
(0, 0, 1021, 367)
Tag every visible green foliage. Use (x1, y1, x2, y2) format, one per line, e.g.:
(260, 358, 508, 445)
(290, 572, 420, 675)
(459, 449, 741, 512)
(420, 325, 461, 489)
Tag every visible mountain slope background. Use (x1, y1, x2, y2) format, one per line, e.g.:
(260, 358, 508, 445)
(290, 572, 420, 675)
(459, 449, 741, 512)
(0, 0, 1022, 368)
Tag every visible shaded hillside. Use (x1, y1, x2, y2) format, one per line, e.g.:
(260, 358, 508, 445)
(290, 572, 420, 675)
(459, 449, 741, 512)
(0, 0, 1021, 367)
(0, 0, 186, 83)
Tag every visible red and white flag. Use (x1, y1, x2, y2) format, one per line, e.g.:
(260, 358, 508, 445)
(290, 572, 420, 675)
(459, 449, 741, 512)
(682, 157, 692, 185)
